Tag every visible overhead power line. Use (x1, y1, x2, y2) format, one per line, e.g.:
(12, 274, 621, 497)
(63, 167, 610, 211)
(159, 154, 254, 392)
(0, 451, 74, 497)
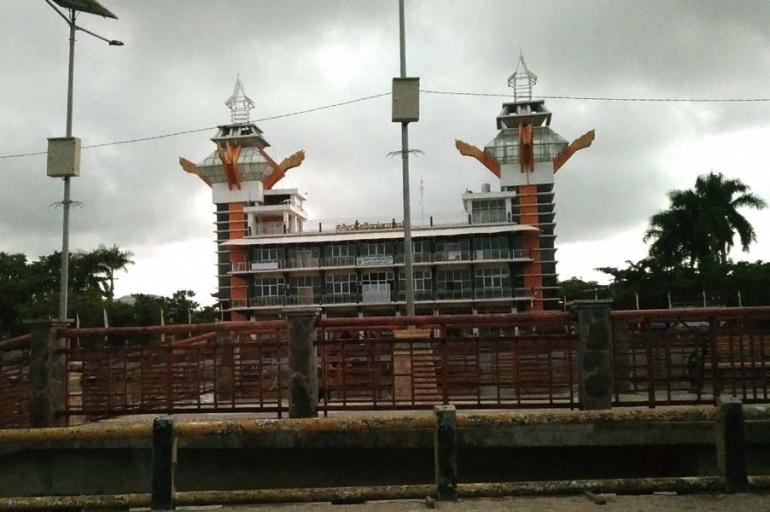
(421, 89, 770, 102)
(1, 89, 768, 161)
(0, 92, 390, 161)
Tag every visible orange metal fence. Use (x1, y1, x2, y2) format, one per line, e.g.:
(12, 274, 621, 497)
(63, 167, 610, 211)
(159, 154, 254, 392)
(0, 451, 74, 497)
(3, 307, 770, 428)
(611, 307, 770, 407)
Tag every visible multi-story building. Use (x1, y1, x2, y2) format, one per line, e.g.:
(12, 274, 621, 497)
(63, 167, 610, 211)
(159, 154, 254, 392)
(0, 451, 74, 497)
(181, 58, 594, 320)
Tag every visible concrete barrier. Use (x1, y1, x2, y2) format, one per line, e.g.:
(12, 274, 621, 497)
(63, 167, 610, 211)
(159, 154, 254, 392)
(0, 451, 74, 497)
(0, 405, 768, 508)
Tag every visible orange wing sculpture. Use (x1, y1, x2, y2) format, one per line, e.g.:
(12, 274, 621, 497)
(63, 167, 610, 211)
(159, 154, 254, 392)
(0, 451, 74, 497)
(455, 140, 501, 178)
(553, 130, 595, 173)
(179, 158, 212, 187)
(262, 150, 306, 190)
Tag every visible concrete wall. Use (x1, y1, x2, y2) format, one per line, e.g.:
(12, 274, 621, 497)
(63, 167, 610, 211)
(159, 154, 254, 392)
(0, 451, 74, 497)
(1, 414, 768, 498)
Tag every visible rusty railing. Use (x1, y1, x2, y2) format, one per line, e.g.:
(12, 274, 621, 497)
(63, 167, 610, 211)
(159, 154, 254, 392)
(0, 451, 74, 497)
(316, 313, 580, 412)
(611, 306, 770, 407)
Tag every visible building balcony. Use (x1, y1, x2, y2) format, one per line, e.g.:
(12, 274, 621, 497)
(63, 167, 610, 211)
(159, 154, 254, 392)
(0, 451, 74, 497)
(433, 251, 471, 263)
(250, 296, 284, 308)
(394, 253, 433, 264)
(475, 288, 513, 300)
(321, 293, 359, 305)
(395, 290, 435, 302)
(285, 257, 321, 269)
(253, 222, 286, 236)
(322, 256, 357, 267)
(231, 298, 249, 309)
(285, 295, 318, 306)
(434, 289, 473, 301)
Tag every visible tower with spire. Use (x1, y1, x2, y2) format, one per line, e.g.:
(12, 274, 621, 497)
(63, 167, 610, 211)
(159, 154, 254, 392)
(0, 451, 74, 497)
(180, 77, 307, 320)
(455, 52, 595, 311)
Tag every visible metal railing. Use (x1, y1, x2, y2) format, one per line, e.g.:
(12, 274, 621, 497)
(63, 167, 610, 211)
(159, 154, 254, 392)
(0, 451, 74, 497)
(231, 299, 249, 309)
(250, 296, 284, 308)
(284, 257, 321, 269)
(59, 322, 288, 423)
(395, 253, 433, 264)
(435, 289, 474, 301)
(231, 262, 249, 273)
(610, 307, 770, 408)
(253, 222, 285, 236)
(474, 249, 511, 260)
(322, 256, 357, 267)
(321, 293, 359, 305)
(475, 288, 513, 299)
(316, 312, 580, 411)
(433, 251, 471, 263)
(0, 346, 30, 428)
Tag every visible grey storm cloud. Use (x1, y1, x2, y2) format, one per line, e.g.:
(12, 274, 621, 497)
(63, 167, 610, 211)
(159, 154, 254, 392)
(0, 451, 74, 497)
(2, 0, 769, 299)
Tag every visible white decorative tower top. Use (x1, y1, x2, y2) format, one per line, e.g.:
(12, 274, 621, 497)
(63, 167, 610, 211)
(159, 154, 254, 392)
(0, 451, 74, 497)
(507, 51, 538, 102)
(225, 75, 255, 124)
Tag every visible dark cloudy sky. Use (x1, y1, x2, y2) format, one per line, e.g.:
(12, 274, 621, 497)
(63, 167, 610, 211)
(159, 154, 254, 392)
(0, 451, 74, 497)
(2, 1, 769, 305)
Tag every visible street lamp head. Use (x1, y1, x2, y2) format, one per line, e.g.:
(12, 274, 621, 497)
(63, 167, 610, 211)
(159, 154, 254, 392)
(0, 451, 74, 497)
(53, 0, 118, 19)
(108, 40, 123, 46)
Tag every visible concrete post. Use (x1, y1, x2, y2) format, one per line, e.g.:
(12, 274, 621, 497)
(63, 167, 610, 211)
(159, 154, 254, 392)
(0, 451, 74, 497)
(152, 418, 177, 510)
(27, 319, 70, 428)
(716, 397, 748, 493)
(569, 300, 613, 411)
(284, 307, 321, 418)
(434, 405, 458, 501)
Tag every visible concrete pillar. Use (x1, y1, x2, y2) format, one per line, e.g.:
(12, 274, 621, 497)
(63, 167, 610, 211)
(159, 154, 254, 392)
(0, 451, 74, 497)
(434, 405, 458, 501)
(570, 300, 613, 411)
(27, 320, 70, 428)
(284, 307, 321, 418)
(152, 418, 177, 510)
(716, 397, 748, 493)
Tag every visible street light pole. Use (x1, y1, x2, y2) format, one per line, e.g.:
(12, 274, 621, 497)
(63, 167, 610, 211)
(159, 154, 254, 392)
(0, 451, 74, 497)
(398, 0, 415, 317)
(43, 0, 120, 321)
(59, 8, 76, 320)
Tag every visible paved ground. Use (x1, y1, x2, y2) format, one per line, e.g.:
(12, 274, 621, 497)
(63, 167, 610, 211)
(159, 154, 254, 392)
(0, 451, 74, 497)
(168, 494, 770, 511)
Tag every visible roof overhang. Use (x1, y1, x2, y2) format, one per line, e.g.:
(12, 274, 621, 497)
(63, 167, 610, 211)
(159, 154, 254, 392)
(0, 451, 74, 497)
(222, 224, 539, 247)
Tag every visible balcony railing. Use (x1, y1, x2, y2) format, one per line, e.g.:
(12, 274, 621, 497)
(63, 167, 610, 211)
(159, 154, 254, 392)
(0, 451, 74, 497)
(434, 289, 473, 301)
(511, 249, 533, 259)
(285, 295, 318, 306)
(321, 293, 359, 305)
(231, 299, 249, 309)
(250, 296, 284, 308)
(395, 253, 432, 264)
(322, 256, 357, 267)
(475, 288, 513, 299)
(396, 290, 434, 302)
(474, 249, 511, 261)
(284, 257, 320, 269)
(231, 262, 249, 272)
(254, 222, 286, 236)
(433, 251, 471, 263)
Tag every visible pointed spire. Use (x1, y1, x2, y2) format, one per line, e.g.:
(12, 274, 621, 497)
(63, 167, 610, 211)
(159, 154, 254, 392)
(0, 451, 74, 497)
(225, 74, 256, 124)
(507, 50, 538, 102)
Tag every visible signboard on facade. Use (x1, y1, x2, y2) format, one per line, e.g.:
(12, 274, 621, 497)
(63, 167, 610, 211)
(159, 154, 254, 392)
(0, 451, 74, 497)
(251, 261, 279, 270)
(356, 255, 394, 267)
(336, 221, 404, 232)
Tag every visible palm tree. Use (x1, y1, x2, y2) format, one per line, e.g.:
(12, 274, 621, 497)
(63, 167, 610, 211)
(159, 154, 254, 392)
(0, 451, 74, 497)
(93, 245, 135, 301)
(644, 173, 766, 268)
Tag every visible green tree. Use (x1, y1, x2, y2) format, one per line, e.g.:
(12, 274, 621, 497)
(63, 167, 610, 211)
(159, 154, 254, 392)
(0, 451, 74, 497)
(558, 277, 609, 302)
(0, 253, 33, 337)
(92, 245, 134, 301)
(644, 173, 767, 268)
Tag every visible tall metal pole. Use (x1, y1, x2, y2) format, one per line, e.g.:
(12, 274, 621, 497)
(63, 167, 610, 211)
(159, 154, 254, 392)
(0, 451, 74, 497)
(59, 9, 76, 320)
(399, 0, 415, 317)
